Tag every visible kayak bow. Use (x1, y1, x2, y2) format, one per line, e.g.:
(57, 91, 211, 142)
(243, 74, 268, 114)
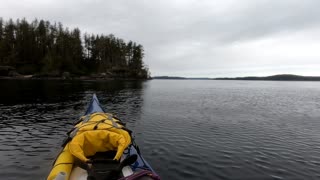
(47, 94, 159, 180)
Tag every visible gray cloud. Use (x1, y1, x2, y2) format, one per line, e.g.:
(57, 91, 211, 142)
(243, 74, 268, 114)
(1, 0, 320, 77)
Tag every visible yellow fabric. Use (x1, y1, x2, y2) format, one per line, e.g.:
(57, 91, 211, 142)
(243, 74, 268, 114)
(68, 130, 128, 162)
(47, 112, 131, 180)
(68, 113, 131, 162)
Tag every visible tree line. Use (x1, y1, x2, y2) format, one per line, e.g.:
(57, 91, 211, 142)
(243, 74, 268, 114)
(0, 18, 149, 79)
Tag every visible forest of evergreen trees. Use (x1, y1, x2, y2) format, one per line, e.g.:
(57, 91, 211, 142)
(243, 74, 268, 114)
(0, 18, 149, 79)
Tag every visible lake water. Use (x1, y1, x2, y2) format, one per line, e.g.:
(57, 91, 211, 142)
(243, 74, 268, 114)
(0, 79, 320, 180)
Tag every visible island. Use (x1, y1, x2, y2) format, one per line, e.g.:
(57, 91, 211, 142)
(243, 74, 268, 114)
(214, 74, 320, 81)
(152, 74, 320, 81)
(0, 18, 150, 80)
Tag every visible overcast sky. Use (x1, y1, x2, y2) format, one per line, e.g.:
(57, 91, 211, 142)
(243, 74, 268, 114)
(1, 0, 320, 77)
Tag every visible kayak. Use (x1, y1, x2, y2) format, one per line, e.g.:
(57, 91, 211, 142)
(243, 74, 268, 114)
(47, 94, 160, 180)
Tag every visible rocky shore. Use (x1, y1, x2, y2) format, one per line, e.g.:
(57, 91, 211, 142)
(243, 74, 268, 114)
(0, 66, 150, 80)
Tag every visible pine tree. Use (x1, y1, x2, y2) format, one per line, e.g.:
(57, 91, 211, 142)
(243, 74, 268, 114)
(0, 18, 149, 78)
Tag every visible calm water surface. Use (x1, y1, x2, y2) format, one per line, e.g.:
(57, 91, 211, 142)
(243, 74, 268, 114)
(0, 79, 320, 180)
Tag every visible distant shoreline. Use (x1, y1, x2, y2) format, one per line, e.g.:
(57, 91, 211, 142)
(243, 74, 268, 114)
(153, 74, 320, 81)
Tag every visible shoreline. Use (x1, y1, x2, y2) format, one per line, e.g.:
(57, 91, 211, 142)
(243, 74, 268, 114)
(0, 75, 151, 81)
